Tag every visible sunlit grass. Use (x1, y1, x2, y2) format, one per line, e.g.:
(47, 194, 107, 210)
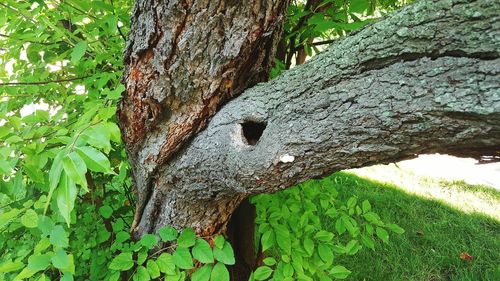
(350, 160, 500, 221)
(326, 172, 500, 280)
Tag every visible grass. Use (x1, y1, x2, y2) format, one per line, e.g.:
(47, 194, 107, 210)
(325, 172, 500, 281)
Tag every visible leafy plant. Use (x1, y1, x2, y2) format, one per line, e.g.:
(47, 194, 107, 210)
(250, 178, 403, 280)
(106, 226, 235, 281)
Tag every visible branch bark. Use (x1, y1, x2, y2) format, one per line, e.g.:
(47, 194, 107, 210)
(131, 0, 500, 238)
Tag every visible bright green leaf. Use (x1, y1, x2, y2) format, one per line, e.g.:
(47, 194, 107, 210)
(329, 265, 351, 279)
(71, 41, 87, 63)
(213, 241, 235, 265)
(253, 266, 273, 281)
(192, 264, 212, 281)
(172, 247, 193, 270)
(75, 146, 113, 174)
(109, 252, 134, 271)
(56, 175, 77, 226)
(21, 209, 38, 228)
(146, 260, 160, 279)
(192, 239, 214, 263)
(133, 266, 150, 281)
(156, 253, 175, 274)
(177, 228, 196, 248)
(62, 151, 87, 191)
(51, 249, 69, 269)
(159, 226, 178, 242)
(210, 262, 229, 281)
(50, 225, 69, 248)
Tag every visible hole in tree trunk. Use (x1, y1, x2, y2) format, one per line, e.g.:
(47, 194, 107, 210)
(241, 121, 266, 145)
(227, 198, 258, 281)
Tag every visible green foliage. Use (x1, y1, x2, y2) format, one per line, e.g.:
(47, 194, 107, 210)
(273, 0, 408, 76)
(0, 0, 133, 280)
(104, 225, 235, 281)
(250, 178, 404, 280)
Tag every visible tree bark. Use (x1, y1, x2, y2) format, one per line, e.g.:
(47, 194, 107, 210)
(118, 0, 500, 276)
(117, 0, 289, 233)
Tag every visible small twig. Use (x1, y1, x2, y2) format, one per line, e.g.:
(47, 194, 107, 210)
(0, 76, 91, 86)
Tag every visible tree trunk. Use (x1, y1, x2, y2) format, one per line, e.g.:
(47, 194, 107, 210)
(117, 0, 289, 235)
(118, 0, 500, 278)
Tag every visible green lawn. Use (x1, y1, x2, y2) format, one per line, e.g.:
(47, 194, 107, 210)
(324, 172, 500, 281)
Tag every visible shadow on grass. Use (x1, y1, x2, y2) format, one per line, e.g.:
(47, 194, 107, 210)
(325, 172, 500, 281)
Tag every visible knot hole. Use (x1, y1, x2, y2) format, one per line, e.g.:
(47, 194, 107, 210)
(241, 120, 266, 145)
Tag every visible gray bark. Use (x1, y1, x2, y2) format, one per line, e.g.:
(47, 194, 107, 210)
(130, 0, 500, 238)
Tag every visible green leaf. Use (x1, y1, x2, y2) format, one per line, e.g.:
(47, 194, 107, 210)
(56, 175, 77, 226)
(329, 265, 351, 279)
(360, 234, 375, 250)
(107, 271, 121, 281)
(21, 209, 38, 228)
(27, 254, 52, 271)
(253, 266, 273, 280)
(82, 125, 111, 153)
(0, 159, 12, 174)
(177, 228, 196, 248)
(45, 150, 64, 213)
(137, 249, 148, 265)
(213, 241, 235, 265)
(191, 264, 212, 281)
(159, 226, 178, 242)
(71, 41, 87, 63)
(13, 267, 37, 280)
(140, 234, 157, 250)
(109, 252, 134, 271)
(146, 260, 160, 279)
(318, 244, 334, 265)
(156, 253, 175, 274)
(62, 151, 87, 191)
(75, 146, 113, 174)
(362, 200, 371, 213)
(386, 223, 405, 234)
(0, 260, 24, 273)
(262, 257, 276, 266)
(376, 227, 389, 243)
(314, 230, 334, 242)
(172, 247, 193, 269)
(50, 225, 69, 248)
(133, 266, 150, 281)
(274, 225, 291, 255)
(60, 272, 74, 281)
(303, 238, 314, 256)
(350, 0, 370, 13)
(210, 262, 229, 281)
(51, 249, 69, 269)
(99, 205, 113, 219)
(192, 238, 214, 263)
(214, 235, 225, 249)
(261, 230, 275, 252)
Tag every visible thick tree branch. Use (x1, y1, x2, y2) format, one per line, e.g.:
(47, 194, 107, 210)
(132, 0, 500, 237)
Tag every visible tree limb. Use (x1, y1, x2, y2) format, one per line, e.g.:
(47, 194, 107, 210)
(132, 0, 500, 237)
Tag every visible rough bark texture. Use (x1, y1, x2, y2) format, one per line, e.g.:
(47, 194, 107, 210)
(130, 0, 500, 239)
(117, 0, 289, 231)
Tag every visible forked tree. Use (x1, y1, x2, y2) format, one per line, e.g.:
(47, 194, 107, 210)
(117, 0, 499, 278)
